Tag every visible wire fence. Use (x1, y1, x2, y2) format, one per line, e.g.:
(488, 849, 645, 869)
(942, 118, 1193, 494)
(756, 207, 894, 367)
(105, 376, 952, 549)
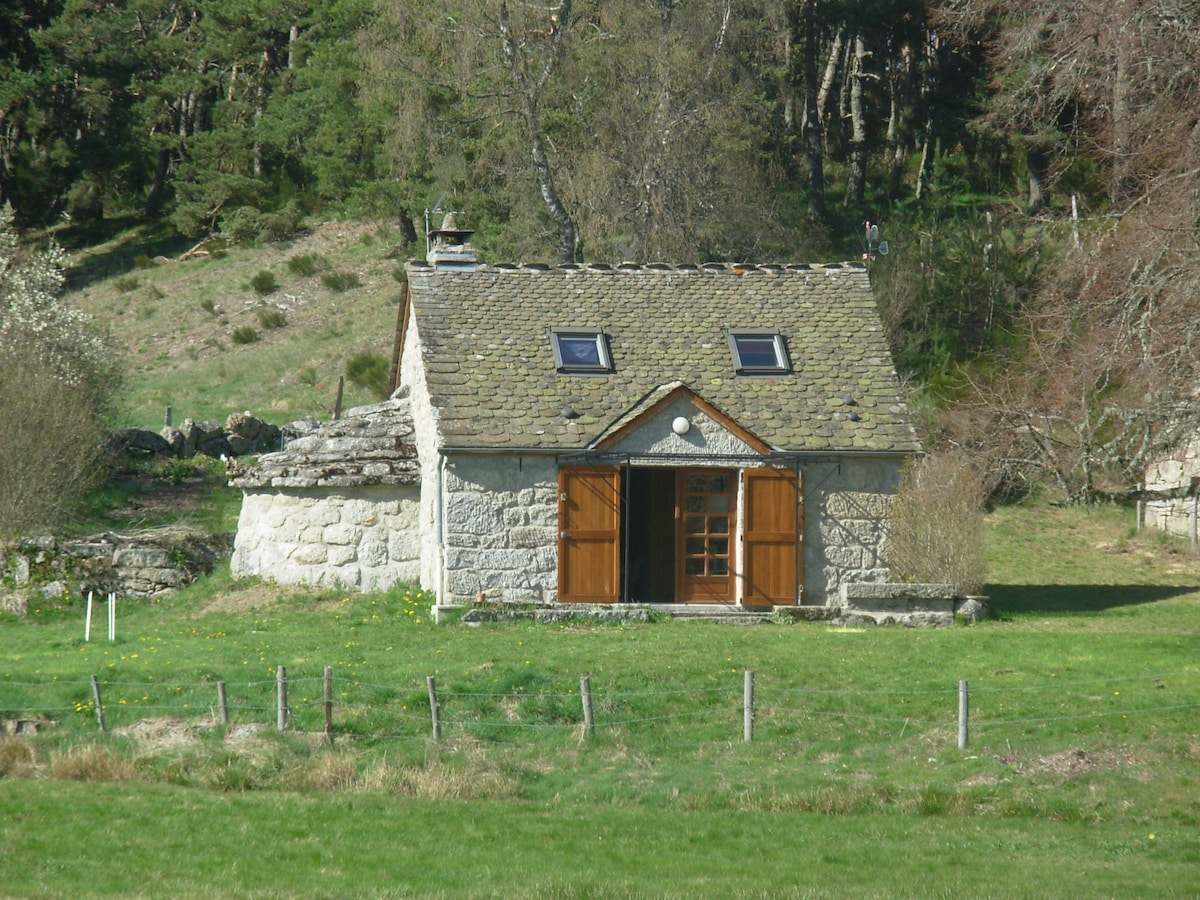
(3, 667, 1197, 751)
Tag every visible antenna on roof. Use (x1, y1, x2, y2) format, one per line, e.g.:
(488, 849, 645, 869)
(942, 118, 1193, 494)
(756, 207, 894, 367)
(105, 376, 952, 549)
(424, 193, 460, 258)
(861, 221, 889, 262)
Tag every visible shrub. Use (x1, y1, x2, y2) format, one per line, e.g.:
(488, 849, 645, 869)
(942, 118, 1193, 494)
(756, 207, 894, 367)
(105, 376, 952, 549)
(321, 271, 361, 292)
(113, 274, 140, 293)
(345, 351, 391, 399)
(222, 206, 264, 244)
(0, 205, 118, 538)
(287, 253, 325, 277)
(256, 306, 287, 329)
(260, 204, 304, 242)
(199, 297, 217, 315)
(886, 449, 987, 596)
(231, 326, 260, 345)
(133, 255, 156, 270)
(250, 270, 278, 295)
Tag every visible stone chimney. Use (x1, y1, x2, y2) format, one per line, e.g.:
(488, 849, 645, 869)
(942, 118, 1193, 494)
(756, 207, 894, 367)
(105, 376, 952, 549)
(426, 212, 479, 271)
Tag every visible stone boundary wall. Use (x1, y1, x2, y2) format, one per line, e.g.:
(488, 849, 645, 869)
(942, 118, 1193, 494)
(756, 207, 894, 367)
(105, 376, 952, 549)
(0, 531, 231, 615)
(108, 412, 287, 461)
(836, 582, 989, 627)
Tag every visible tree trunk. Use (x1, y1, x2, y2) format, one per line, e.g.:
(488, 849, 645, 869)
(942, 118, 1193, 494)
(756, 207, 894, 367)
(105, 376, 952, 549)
(802, 0, 825, 218)
(886, 41, 914, 202)
(845, 33, 868, 206)
(1111, 0, 1134, 204)
(816, 28, 844, 128)
(1026, 144, 1049, 213)
(499, 0, 579, 263)
(145, 148, 172, 216)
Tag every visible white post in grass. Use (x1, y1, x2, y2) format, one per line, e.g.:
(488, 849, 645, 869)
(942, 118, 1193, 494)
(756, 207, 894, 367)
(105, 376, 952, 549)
(108, 592, 116, 642)
(85, 591, 93, 642)
(958, 680, 969, 750)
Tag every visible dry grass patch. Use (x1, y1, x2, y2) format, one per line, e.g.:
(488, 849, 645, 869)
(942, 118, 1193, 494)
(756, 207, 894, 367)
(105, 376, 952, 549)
(0, 738, 39, 778)
(50, 744, 137, 782)
(288, 751, 358, 791)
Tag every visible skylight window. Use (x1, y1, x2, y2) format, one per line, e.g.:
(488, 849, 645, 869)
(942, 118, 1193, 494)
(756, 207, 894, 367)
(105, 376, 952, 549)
(551, 327, 612, 374)
(727, 329, 791, 375)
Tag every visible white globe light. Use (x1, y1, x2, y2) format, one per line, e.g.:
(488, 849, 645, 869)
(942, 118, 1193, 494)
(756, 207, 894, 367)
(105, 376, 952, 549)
(672, 416, 691, 435)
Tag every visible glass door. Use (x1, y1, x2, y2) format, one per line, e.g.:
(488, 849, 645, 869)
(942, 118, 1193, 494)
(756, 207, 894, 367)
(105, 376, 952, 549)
(677, 468, 735, 603)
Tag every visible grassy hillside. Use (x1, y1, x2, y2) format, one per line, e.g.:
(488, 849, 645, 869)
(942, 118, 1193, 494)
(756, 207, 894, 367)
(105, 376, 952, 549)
(1, 502, 1199, 897)
(64, 220, 408, 431)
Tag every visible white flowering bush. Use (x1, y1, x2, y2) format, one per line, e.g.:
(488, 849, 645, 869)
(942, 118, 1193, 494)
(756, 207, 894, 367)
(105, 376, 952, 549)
(0, 204, 120, 394)
(0, 204, 122, 538)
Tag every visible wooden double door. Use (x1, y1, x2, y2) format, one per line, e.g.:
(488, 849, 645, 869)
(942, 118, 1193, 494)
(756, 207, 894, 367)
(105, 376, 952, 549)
(557, 465, 801, 607)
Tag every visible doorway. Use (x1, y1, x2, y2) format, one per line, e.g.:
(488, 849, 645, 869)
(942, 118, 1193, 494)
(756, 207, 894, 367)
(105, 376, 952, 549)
(558, 464, 801, 606)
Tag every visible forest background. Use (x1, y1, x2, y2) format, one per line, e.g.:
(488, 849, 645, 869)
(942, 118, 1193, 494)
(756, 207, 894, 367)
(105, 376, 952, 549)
(2, 0, 1199, 506)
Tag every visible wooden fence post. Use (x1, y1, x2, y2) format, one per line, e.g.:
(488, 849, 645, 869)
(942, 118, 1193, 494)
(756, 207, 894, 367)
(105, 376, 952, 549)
(217, 681, 229, 726)
(324, 666, 334, 744)
(277, 666, 288, 732)
(90, 675, 107, 733)
(958, 679, 969, 750)
(743, 670, 754, 743)
(427, 675, 441, 741)
(580, 676, 594, 738)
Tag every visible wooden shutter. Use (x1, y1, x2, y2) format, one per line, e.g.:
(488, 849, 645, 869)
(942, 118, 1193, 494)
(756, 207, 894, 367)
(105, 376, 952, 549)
(558, 466, 621, 604)
(742, 468, 802, 608)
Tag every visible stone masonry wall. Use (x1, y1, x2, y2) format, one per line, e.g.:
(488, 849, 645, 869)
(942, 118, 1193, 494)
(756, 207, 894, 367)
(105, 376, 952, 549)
(804, 456, 903, 605)
(230, 484, 421, 591)
(440, 454, 559, 605)
(1143, 435, 1200, 541)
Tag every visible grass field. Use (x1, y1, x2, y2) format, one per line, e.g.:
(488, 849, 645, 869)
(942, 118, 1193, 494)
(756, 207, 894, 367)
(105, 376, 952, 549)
(63, 220, 406, 430)
(2, 501, 1199, 898)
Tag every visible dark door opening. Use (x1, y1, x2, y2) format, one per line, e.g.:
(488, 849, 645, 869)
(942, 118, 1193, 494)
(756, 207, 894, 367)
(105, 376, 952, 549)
(624, 468, 676, 603)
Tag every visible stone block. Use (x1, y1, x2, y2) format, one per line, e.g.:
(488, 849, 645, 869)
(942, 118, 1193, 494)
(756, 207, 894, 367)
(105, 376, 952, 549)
(113, 547, 173, 569)
(358, 539, 388, 568)
(324, 523, 361, 546)
(326, 544, 357, 566)
(292, 543, 328, 565)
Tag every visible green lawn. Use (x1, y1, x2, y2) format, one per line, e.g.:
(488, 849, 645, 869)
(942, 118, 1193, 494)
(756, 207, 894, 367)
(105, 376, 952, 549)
(2, 501, 1199, 897)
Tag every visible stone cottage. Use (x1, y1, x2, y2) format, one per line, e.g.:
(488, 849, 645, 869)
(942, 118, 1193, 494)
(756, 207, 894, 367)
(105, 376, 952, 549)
(229, 219, 922, 612)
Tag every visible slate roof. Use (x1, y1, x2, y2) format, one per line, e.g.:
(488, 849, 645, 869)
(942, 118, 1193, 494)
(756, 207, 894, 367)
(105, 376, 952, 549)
(405, 261, 921, 455)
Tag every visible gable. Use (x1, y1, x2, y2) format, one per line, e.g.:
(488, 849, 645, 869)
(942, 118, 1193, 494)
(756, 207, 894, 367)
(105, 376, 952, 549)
(404, 261, 920, 455)
(594, 383, 770, 456)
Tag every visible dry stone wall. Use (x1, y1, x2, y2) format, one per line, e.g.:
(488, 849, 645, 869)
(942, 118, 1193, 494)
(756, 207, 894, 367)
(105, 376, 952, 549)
(0, 531, 230, 614)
